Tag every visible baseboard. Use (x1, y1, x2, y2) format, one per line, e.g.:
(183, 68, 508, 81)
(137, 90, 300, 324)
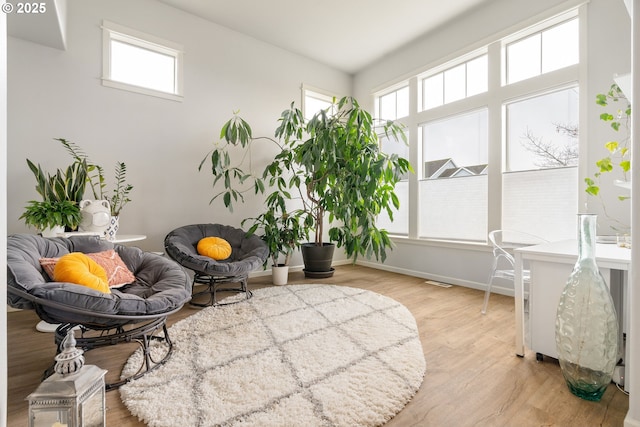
(250, 259, 514, 297)
(625, 415, 640, 427)
(355, 259, 515, 297)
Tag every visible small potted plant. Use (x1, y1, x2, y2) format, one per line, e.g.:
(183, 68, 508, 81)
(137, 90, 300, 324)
(243, 192, 307, 285)
(22, 159, 86, 236)
(55, 138, 134, 238)
(20, 199, 82, 237)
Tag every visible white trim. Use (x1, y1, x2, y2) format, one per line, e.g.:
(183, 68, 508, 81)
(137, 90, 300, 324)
(416, 48, 488, 81)
(372, 79, 410, 98)
(301, 84, 337, 101)
(301, 85, 338, 119)
(101, 20, 184, 102)
(102, 20, 183, 52)
(1, 10, 7, 427)
(101, 78, 184, 102)
(370, 0, 588, 94)
(626, 0, 639, 425)
(355, 259, 517, 296)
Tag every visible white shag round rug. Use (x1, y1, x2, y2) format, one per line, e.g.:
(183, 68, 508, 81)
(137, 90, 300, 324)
(120, 284, 426, 427)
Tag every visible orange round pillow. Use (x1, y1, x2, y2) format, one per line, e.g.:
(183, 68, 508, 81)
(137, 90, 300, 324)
(197, 237, 232, 260)
(53, 252, 111, 294)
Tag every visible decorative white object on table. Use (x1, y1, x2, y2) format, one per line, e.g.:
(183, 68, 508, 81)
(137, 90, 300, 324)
(78, 200, 110, 235)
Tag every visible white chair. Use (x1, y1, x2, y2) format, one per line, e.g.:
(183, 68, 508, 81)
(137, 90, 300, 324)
(481, 230, 548, 314)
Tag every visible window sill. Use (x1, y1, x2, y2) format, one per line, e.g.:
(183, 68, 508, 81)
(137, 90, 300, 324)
(101, 78, 183, 102)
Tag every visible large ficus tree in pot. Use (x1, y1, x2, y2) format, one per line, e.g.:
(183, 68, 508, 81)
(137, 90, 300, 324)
(201, 96, 411, 271)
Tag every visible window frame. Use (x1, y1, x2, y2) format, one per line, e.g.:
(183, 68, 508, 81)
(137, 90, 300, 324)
(373, 5, 583, 244)
(301, 85, 337, 119)
(502, 10, 579, 86)
(102, 20, 184, 102)
(418, 49, 488, 112)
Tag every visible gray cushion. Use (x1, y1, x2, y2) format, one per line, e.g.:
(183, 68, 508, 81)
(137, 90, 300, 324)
(164, 224, 269, 276)
(7, 234, 191, 326)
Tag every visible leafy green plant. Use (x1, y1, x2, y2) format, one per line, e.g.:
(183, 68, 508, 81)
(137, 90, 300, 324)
(585, 83, 632, 199)
(20, 199, 82, 231)
(201, 96, 412, 262)
(242, 193, 306, 267)
(55, 138, 134, 216)
(26, 159, 87, 204)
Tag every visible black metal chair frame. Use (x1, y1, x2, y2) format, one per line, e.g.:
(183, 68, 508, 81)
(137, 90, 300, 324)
(190, 272, 252, 307)
(9, 286, 179, 391)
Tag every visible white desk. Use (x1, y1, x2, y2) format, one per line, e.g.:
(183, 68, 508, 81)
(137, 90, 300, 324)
(514, 240, 630, 361)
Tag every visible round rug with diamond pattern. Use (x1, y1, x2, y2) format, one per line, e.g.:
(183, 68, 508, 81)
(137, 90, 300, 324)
(120, 284, 426, 427)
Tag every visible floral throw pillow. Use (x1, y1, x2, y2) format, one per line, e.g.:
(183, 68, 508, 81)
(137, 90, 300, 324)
(40, 249, 136, 288)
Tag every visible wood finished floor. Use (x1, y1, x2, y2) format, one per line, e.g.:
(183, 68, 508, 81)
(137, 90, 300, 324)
(7, 265, 629, 426)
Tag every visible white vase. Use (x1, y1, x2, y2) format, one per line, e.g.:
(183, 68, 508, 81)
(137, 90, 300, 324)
(40, 225, 64, 238)
(105, 216, 119, 242)
(272, 264, 289, 286)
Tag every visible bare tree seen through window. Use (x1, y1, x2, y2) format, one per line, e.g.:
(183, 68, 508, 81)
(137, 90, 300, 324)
(521, 122, 578, 168)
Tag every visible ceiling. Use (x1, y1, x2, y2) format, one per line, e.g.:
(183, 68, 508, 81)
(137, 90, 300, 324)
(157, 0, 495, 74)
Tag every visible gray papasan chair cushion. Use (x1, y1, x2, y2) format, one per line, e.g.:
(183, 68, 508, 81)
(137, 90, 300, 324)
(164, 223, 269, 277)
(7, 233, 192, 327)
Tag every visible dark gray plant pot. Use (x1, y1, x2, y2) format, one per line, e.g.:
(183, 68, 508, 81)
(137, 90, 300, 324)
(301, 242, 335, 278)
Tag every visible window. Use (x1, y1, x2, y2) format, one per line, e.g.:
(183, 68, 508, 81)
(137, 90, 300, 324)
(505, 87, 579, 172)
(377, 131, 410, 235)
(376, 85, 410, 235)
(503, 87, 578, 237)
(419, 109, 488, 241)
(102, 21, 183, 101)
(506, 18, 578, 85)
(421, 54, 487, 111)
(377, 86, 409, 120)
(302, 87, 336, 120)
(374, 8, 580, 243)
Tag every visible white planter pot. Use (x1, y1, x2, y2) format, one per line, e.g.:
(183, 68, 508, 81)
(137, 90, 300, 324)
(272, 264, 289, 286)
(40, 225, 64, 238)
(105, 216, 119, 241)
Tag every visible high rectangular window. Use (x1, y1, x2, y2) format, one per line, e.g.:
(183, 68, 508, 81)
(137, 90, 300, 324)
(378, 86, 409, 120)
(376, 85, 410, 235)
(102, 21, 183, 101)
(506, 18, 578, 85)
(302, 87, 336, 120)
(421, 54, 487, 111)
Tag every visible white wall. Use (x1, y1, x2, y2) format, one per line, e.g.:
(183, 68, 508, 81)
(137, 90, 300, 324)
(626, 1, 639, 425)
(353, 0, 632, 293)
(1, 7, 8, 427)
(6, 0, 351, 259)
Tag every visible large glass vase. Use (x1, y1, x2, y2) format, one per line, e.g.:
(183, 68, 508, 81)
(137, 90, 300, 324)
(555, 214, 618, 401)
